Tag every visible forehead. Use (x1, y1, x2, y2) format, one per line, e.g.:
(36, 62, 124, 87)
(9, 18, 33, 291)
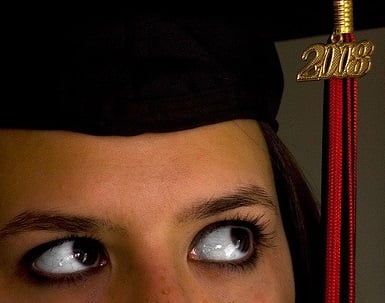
(0, 120, 276, 223)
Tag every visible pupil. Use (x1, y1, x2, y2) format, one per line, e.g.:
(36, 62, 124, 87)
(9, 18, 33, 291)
(230, 227, 251, 252)
(73, 239, 99, 266)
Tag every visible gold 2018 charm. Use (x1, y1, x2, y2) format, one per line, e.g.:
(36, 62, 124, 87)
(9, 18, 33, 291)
(297, 40, 374, 81)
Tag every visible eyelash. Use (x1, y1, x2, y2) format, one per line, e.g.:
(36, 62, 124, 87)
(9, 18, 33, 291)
(189, 213, 275, 273)
(19, 234, 108, 286)
(18, 214, 273, 286)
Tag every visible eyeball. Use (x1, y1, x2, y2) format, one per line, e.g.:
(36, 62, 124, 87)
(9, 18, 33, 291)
(189, 224, 254, 263)
(25, 237, 108, 278)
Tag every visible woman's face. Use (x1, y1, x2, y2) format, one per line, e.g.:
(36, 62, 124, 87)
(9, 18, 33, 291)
(0, 119, 294, 302)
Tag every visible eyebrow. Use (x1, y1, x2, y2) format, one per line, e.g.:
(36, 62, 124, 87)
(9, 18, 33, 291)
(0, 211, 111, 241)
(177, 184, 277, 223)
(0, 185, 276, 241)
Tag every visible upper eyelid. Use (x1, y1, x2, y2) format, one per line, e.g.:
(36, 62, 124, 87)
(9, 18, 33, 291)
(191, 214, 275, 245)
(177, 184, 277, 223)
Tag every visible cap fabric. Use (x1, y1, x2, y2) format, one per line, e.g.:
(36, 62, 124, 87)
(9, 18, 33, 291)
(1, 15, 284, 135)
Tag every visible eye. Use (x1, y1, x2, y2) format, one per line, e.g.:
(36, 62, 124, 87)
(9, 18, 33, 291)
(189, 224, 253, 262)
(23, 237, 108, 281)
(188, 219, 268, 266)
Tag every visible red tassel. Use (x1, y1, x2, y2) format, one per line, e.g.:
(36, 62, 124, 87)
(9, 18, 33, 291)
(324, 32, 357, 303)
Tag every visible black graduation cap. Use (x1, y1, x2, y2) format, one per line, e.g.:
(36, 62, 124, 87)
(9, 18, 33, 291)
(2, 15, 284, 135)
(1, 2, 383, 135)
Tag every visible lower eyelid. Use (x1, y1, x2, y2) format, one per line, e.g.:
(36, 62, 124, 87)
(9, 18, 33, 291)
(16, 258, 110, 289)
(28, 265, 107, 286)
(188, 248, 260, 274)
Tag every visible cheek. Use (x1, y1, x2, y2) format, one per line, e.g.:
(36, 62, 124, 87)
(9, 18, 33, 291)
(256, 222, 295, 303)
(189, 237, 295, 302)
(265, 246, 295, 303)
(0, 274, 111, 303)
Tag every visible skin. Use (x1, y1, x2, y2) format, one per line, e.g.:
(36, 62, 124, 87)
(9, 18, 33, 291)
(0, 119, 295, 302)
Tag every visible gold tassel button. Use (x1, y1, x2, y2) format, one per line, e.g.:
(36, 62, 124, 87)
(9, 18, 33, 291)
(334, 0, 354, 34)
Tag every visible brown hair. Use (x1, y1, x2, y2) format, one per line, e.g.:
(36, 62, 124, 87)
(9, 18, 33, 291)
(260, 122, 323, 303)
